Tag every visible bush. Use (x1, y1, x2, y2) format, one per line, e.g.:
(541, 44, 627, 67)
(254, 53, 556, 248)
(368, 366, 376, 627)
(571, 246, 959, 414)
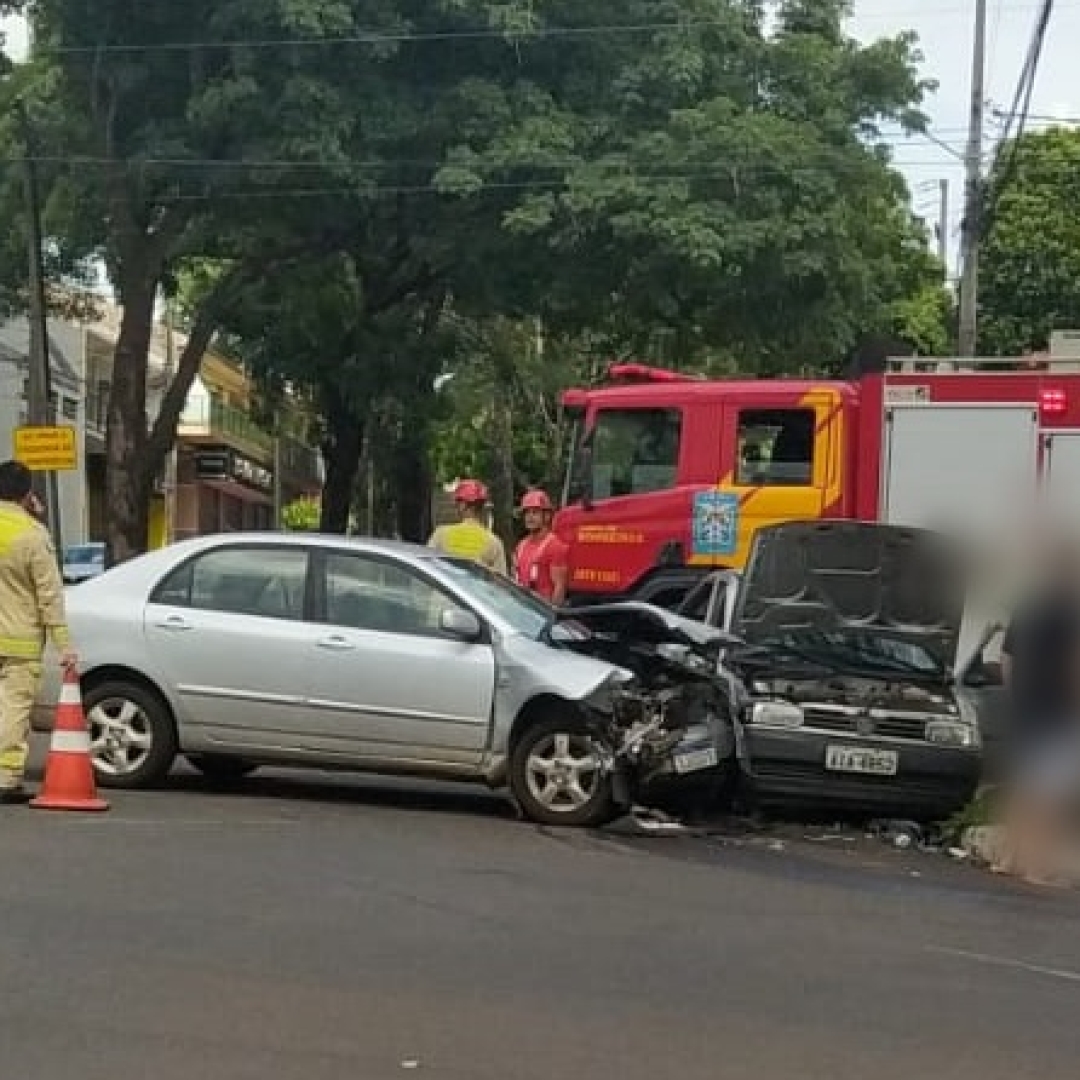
(281, 495, 320, 531)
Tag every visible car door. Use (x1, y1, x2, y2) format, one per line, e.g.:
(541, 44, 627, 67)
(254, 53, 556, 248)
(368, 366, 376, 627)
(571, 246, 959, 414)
(955, 624, 1010, 779)
(143, 543, 317, 748)
(304, 549, 496, 764)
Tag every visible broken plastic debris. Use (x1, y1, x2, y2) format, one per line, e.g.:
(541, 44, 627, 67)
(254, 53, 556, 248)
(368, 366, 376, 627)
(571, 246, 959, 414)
(628, 806, 689, 835)
(871, 819, 923, 849)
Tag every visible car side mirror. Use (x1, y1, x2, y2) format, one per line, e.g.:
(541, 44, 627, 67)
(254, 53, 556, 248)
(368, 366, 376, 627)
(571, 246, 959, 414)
(547, 620, 593, 647)
(963, 661, 1002, 689)
(440, 608, 483, 641)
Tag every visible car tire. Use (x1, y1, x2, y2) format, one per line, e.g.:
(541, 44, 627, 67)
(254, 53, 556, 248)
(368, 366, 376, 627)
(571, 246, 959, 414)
(186, 755, 259, 784)
(82, 679, 178, 790)
(509, 713, 616, 828)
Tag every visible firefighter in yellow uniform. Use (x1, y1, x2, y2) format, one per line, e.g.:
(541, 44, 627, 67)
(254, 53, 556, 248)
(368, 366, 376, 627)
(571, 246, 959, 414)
(427, 479, 508, 574)
(0, 461, 78, 804)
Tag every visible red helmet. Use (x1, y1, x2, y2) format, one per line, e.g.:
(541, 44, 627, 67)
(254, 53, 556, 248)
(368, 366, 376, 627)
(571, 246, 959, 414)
(519, 489, 554, 512)
(454, 478, 489, 505)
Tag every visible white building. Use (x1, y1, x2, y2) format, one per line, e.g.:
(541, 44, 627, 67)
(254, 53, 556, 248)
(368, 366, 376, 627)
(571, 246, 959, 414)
(0, 317, 89, 547)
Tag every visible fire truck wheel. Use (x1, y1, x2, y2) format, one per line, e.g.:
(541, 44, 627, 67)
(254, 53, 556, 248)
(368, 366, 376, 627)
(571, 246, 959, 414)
(510, 714, 616, 828)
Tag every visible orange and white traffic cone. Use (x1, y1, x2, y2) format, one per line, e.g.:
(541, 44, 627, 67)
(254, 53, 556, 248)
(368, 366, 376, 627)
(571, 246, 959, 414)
(30, 667, 109, 813)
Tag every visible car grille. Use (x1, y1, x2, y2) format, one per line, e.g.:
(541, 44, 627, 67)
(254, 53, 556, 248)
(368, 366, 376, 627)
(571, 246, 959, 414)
(801, 705, 930, 742)
(750, 760, 963, 805)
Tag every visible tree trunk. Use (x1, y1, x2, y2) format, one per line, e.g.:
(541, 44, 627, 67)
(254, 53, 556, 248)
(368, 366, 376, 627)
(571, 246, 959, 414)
(319, 390, 364, 533)
(394, 427, 432, 543)
(104, 276, 157, 565)
(489, 348, 516, 551)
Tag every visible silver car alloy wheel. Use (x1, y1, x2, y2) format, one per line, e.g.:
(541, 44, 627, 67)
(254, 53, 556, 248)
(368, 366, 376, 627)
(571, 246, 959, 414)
(524, 731, 603, 814)
(87, 696, 154, 777)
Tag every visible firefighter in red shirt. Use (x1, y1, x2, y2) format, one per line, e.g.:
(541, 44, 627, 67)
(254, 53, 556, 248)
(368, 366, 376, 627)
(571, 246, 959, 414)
(514, 490, 570, 606)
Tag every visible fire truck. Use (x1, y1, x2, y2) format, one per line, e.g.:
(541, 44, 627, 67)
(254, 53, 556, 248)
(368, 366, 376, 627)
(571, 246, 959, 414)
(554, 345, 1080, 607)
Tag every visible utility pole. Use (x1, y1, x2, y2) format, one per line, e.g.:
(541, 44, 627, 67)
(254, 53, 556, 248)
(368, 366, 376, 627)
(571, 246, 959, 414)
(16, 101, 63, 554)
(271, 422, 283, 530)
(957, 0, 987, 357)
(163, 299, 179, 546)
(937, 178, 950, 270)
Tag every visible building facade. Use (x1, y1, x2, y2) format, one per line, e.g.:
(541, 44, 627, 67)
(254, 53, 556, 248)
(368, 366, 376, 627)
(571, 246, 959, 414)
(0, 316, 91, 547)
(82, 307, 323, 552)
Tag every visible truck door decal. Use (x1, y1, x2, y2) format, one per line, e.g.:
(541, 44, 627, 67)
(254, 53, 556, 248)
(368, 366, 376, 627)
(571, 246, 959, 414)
(692, 491, 740, 556)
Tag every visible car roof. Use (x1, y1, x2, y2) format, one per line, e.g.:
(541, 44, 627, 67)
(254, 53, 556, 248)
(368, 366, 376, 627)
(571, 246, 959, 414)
(168, 532, 435, 558)
(70, 532, 445, 599)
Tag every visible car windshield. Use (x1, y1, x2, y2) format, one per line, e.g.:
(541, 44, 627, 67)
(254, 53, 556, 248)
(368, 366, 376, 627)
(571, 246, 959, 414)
(64, 545, 104, 565)
(429, 556, 553, 638)
(763, 628, 946, 679)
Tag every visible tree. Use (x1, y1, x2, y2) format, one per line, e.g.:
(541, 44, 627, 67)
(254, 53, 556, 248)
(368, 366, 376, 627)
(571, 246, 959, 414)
(454, 0, 942, 372)
(0, 0, 371, 560)
(979, 126, 1080, 355)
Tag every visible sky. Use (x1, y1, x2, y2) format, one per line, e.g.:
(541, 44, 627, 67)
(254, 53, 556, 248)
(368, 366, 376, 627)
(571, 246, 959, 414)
(847, 0, 1078, 271)
(2, 2, 1076, 275)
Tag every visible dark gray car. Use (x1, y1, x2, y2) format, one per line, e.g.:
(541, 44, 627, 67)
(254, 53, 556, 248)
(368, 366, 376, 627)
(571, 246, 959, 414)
(680, 521, 982, 820)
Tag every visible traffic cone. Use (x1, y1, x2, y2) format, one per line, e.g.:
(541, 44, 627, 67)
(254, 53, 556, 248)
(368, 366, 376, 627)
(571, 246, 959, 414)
(30, 667, 109, 812)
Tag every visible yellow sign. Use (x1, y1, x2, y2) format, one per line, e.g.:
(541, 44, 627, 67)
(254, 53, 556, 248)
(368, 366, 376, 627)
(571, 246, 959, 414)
(13, 425, 78, 471)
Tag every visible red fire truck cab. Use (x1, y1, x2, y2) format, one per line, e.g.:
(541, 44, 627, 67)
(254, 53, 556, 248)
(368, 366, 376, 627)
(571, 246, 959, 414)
(555, 357, 1080, 607)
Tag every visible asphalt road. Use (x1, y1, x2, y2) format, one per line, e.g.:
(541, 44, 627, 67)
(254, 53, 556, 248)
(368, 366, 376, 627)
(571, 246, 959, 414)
(3, 753, 1080, 1080)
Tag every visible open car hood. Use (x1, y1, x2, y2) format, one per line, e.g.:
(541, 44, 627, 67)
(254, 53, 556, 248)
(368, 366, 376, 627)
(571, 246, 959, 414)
(555, 601, 736, 652)
(733, 520, 965, 674)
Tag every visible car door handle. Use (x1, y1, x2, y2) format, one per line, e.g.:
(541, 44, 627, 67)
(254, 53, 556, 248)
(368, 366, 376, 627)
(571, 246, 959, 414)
(317, 635, 356, 651)
(155, 615, 193, 631)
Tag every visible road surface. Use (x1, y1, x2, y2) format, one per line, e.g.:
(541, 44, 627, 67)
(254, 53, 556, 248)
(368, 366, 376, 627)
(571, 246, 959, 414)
(2, 762, 1078, 1080)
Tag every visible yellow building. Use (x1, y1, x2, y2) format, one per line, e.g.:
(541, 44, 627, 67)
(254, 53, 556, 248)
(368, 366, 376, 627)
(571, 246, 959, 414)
(84, 312, 321, 550)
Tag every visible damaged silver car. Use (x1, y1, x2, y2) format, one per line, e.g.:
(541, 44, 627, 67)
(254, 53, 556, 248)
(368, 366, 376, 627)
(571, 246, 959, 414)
(33, 533, 733, 828)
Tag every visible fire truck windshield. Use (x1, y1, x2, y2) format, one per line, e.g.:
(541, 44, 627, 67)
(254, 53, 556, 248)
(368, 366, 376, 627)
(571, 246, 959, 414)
(561, 412, 585, 506)
(564, 407, 682, 505)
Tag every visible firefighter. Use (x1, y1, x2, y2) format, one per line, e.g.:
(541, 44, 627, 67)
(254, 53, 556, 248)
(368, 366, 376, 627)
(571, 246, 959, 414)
(514, 489, 570, 606)
(428, 478, 508, 574)
(0, 461, 78, 804)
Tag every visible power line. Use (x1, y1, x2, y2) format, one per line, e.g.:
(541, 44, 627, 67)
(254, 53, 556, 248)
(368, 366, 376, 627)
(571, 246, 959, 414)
(30, 5, 1080, 55)
(0, 156, 961, 197)
(36, 20, 755, 54)
(984, 0, 1057, 228)
(0, 145, 967, 172)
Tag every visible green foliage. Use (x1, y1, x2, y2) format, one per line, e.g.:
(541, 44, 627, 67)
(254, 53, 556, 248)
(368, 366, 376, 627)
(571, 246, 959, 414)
(281, 494, 321, 531)
(979, 127, 1080, 355)
(939, 785, 1003, 846)
(891, 281, 953, 356)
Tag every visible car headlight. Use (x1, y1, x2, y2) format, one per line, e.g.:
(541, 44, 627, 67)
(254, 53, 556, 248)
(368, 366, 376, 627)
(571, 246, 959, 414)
(749, 701, 805, 728)
(925, 720, 979, 748)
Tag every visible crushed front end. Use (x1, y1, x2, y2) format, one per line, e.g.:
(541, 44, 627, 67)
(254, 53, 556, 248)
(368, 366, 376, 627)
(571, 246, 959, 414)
(727, 520, 982, 821)
(556, 603, 738, 812)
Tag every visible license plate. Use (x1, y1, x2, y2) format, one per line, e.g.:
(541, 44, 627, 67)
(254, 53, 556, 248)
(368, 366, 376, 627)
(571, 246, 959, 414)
(673, 747, 719, 774)
(825, 745, 898, 776)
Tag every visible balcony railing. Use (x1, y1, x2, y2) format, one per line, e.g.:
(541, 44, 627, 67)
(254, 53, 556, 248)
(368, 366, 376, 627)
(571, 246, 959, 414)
(208, 399, 273, 454)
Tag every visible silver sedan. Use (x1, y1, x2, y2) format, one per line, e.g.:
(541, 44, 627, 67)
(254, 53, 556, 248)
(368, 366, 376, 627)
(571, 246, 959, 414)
(33, 533, 635, 826)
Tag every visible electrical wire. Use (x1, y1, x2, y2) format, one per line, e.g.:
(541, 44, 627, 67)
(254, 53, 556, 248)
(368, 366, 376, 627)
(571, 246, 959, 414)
(982, 0, 1057, 235)
(29, 5, 1080, 55)
(35, 20, 762, 54)
(0, 156, 962, 206)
